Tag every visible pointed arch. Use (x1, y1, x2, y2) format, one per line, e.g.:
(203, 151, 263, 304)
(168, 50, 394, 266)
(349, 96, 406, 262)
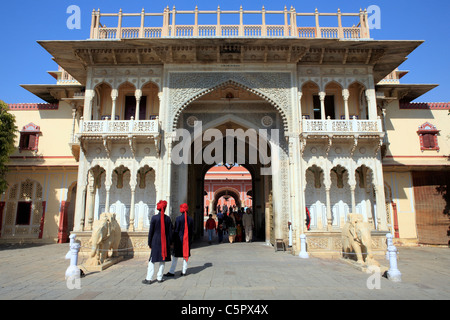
(172, 79, 290, 132)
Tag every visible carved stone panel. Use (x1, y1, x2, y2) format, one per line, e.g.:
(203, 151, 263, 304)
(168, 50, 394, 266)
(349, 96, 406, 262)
(168, 72, 293, 131)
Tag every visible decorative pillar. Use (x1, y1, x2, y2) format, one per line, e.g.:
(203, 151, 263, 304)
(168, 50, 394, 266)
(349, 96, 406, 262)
(117, 9, 123, 39)
(216, 6, 221, 36)
(85, 175, 96, 231)
(111, 89, 119, 121)
(139, 8, 145, 38)
(314, 8, 321, 38)
(342, 89, 350, 120)
(239, 6, 244, 36)
(350, 184, 356, 213)
(319, 91, 326, 120)
(337, 9, 344, 38)
(135, 89, 142, 121)
(129, 187, 136, 231)
(325, 186, 332, 231)
(105, 185, 111, 213)
(70, 104, 77, 143)
(297, 92, 303, 124)
(83, 90, 95, 121)
(261, 6, 267, 36)
(374, 185, 384, 230)
(365, 84, 377, 120)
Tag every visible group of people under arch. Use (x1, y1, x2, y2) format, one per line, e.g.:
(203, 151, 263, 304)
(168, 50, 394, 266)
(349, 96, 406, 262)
(205, 206, 254, 244)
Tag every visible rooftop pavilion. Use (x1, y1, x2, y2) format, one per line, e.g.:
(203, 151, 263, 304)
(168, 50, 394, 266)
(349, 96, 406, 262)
(90, 6, 370, 40)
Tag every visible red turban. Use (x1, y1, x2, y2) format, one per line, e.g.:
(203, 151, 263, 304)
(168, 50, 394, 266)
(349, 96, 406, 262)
(180, 203, 189, 261)
(157, 200, 168, 261)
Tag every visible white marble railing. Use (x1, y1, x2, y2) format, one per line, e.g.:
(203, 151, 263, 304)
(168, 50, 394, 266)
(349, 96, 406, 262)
(90, 8, 370, 40)
(302, 118, 382, 134)
(79, 119, 160, 135)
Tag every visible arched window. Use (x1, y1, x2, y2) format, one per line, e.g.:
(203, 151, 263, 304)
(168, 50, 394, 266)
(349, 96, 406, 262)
(417, 122, 440, 151)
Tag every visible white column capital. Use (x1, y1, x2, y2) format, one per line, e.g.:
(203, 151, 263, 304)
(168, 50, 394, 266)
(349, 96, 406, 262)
(135, 89, 143, 100)
(342, 88, 350, 100)
(111, 89, 119, 100)
(319, 91, 326, 100)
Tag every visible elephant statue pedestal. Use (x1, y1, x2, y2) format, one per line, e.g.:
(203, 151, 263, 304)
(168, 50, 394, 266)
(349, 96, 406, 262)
(83, 213, 123, 272)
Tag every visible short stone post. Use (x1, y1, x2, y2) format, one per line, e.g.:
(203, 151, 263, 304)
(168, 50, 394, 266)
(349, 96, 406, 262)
(386, 233, 393, 260)
(65, 234, 81, 280)
(387, 244, 402, 282)
(299, 234, 309, 259)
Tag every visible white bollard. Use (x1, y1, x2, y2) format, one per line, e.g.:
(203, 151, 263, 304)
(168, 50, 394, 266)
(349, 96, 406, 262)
(386, 233, 393, 260)
(65, 234, 81, 280)
(299, 234, 309, 259)
(387, 244, 402, 282)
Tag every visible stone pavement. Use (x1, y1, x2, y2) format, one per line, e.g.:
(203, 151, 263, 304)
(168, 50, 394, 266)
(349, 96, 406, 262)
(0, 236, 449, 301)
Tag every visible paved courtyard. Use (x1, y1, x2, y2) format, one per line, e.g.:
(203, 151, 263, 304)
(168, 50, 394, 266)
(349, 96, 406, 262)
(0, 236, 449, 301)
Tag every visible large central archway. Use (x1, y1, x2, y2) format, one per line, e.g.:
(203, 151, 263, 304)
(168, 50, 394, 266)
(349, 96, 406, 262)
(171, 82, 290, 245)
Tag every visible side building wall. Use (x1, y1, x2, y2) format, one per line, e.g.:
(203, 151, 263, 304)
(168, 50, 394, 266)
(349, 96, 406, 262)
(1, 102, 78, 243)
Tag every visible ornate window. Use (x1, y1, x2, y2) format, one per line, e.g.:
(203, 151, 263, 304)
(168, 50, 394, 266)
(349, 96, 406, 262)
(417, 122, 440, 151)
(19, 123, 41, 152)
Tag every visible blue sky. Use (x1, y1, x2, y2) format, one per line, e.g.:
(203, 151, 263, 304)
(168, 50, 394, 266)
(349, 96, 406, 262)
(0, 0, 448, 103)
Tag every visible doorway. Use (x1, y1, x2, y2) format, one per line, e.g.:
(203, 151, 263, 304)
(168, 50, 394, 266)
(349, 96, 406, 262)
(125, 96, 147, 120)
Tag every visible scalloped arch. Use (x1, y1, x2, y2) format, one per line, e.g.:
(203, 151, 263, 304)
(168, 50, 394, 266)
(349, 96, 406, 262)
(172, 79, 290, 132)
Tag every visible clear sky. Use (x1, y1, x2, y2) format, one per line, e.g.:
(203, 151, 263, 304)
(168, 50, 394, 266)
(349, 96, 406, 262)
(0, 0, 448, 103)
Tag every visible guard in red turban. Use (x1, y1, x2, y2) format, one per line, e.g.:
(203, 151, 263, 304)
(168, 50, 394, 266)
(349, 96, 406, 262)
(165, 203, 194, 277)
(143, 200, 173, 285)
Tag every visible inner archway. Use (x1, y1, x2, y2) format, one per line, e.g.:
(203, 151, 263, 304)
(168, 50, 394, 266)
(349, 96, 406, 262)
(204, 165, 253, 215)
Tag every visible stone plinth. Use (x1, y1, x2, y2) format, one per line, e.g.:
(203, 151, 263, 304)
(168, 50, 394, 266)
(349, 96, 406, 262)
(305, 231, 388, 259)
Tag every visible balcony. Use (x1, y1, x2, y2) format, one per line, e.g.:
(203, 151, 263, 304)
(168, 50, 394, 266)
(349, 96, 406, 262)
(302, 117, 382, 134)
(77, 118, 161, 157)
(300, 117, 384, 156)
(90, 7, 370, 40)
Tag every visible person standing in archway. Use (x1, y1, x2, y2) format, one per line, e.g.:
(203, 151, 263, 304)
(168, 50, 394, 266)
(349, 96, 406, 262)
(165, 203, 194, 277)
(242, 208, 254, 243)
(205, 214, 217, 244)
(143, 200, 173, 284)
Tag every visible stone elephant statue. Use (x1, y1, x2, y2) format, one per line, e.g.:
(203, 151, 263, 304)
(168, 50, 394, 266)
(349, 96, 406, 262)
(342, 213, 379, 266)
(86, 213, 121, 266)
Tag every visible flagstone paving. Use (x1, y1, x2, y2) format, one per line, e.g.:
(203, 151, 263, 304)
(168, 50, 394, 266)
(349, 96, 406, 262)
(0, 237, 449, 300)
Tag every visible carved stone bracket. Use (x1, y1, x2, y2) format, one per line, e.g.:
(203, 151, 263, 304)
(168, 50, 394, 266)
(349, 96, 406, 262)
(350, 135, 359, 156)
(325, 134, 333, 157)
(102, 135, 112, 157)
(128, 135, 137, 157)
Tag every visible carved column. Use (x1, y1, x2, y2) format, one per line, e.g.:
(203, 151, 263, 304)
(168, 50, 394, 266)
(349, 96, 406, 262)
(135, 89, 142, 121)
(85, 173, 96, 231)
(75, 185, 87, 232)
(111, 89, 119, 121)
(365, 87, 377, 120)
(297, 92, 303, 124)
(325, 186, 332, 231)
(83, 90, 95, 121)
(350, 185, 356, 214)
(319, 91, 326, 120)
(70, 104, 77, 143)
(342, 89, 350, 120)
(129, 187, 136, 231)
(105, 185, 111, 213)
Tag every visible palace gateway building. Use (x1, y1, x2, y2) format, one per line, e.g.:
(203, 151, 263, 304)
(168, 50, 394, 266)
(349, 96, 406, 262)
(2, 7, 449, 256)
